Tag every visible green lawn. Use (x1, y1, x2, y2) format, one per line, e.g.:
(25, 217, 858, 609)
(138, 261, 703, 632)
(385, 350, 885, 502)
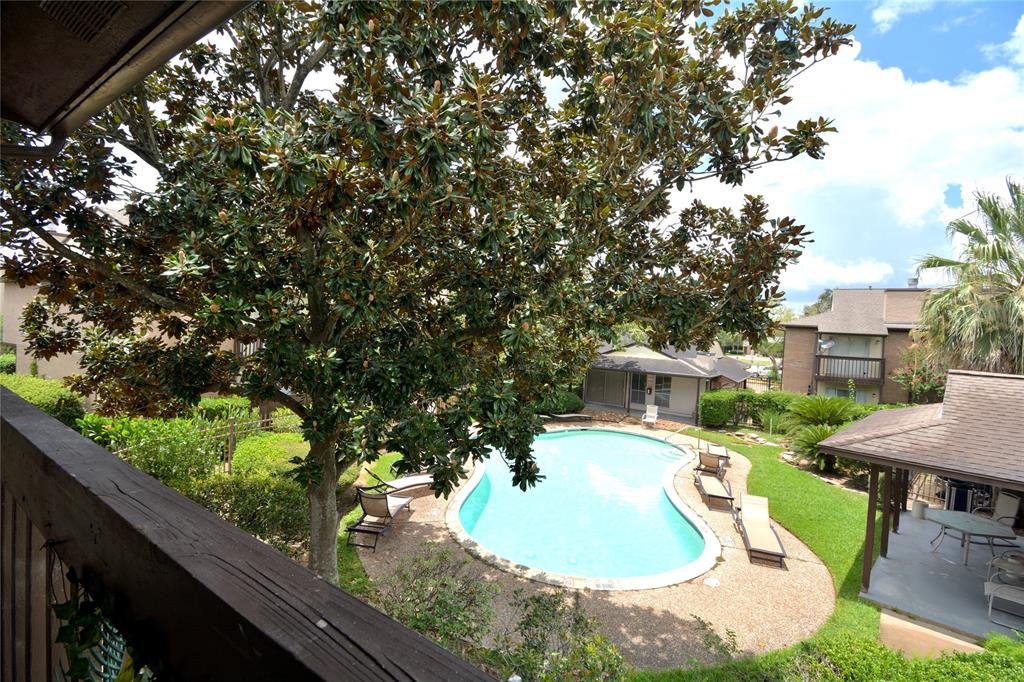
(632, 427, 882, 680)
(336, 452, 403, 595)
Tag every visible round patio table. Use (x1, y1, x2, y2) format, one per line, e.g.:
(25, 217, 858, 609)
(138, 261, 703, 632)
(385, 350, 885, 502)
(925, 508, 1019, 564)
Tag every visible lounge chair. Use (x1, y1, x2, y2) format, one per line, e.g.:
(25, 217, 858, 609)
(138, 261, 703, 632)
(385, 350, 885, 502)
(734, 494, 786, 566)
(641, 405, 658, 429)
(550, 413, 593, 422)
(361, 467, 434, 494)
(694, 471, 733, 508)
(346, 490, 412, 551)
(694, 450, 724, 476)
(703, 442, 731, 464)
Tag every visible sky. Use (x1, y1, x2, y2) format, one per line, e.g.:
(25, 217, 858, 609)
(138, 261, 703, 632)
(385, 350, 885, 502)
(683, 0, 1024, 313)
(116, 1, 1024, 315)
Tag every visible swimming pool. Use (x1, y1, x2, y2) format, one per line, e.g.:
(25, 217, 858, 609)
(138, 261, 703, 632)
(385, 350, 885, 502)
(447, 428, 720, 590)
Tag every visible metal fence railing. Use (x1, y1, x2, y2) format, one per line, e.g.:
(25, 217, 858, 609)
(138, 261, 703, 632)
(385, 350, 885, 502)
(744, 376, 777, 393)
(114, 413, 300, 473)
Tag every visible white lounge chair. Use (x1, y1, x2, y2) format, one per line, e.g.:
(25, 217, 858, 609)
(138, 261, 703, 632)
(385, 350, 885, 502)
(362, 467, 434, 494)
(694, 471, 734, 509)
(641, 405, 658, 429)
(735, 494, 786, 566)
(346, 490, 412, 551)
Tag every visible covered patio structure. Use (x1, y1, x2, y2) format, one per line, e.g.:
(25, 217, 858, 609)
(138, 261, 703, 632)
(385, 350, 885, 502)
(820, 370, 1024, 639)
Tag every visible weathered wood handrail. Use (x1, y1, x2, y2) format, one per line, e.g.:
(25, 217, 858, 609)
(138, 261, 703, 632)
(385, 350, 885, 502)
(0, 388, 491, 681)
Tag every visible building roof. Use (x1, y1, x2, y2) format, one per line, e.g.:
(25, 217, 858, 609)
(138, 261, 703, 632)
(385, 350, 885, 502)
(592, 343, 750, 382)
(819, 370, 1024, 489)
(783, 288, 928, 336)
(1, 1, 246, 142)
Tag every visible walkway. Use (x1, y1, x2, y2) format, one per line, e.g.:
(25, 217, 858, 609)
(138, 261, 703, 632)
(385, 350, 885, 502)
(358, 421, 835, 670)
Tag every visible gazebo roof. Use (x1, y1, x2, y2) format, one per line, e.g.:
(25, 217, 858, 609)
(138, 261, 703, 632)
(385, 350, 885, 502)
(819, 370, 1024, 490)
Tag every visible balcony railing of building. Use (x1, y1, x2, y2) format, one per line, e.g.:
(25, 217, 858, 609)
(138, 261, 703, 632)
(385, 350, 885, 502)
(0, 388, 491, 681)
(814, 355, 885, 384)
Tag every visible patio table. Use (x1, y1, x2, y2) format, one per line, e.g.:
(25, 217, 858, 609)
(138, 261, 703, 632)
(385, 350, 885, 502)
(925, 509, 1018, 565)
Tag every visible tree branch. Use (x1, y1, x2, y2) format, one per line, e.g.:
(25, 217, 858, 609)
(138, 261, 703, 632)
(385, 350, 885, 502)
(21, 222, 193, 314)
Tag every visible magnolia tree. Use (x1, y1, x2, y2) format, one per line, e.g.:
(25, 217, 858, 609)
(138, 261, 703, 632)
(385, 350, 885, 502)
(1, 1, 852, 582)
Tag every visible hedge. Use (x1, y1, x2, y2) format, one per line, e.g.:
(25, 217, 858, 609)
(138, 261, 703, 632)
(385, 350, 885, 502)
(232, 431, 309, 476)
(0, 353, 14, 374)
(534, 389, 585, 415)
(195, 395, 253, 421)
(0, 373, 85, 427)
(697, 389, 801, 428)
(109, 417, 221, 487)
(181, 472, 309, 557)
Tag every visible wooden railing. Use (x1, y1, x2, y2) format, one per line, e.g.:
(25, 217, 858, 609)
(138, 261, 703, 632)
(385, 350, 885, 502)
(814, 354, 884, 383)
(0, 388, 491, 681)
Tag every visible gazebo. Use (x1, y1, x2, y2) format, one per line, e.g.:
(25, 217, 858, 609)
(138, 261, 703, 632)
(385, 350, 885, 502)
(820, 370, 1024, 637)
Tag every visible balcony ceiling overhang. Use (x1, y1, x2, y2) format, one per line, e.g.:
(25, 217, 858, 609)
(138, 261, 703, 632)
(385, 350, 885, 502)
(1, 1, 247, 145)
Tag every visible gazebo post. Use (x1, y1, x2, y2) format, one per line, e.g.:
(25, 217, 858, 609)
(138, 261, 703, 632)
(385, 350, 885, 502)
(880, 466, 892, 557)
(892, 468, 902, 533)
(862, 464, 879, 591)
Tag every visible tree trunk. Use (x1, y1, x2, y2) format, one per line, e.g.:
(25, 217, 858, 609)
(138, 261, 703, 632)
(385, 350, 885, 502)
(307, 440, 340, 584)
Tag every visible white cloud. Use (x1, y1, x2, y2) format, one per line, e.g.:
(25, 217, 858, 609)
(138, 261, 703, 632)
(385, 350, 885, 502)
(672, 32, 1024, 300)
(984, 14, 1024, 66)
(872, 0, 936, 33)
(780, 250, 894, 292)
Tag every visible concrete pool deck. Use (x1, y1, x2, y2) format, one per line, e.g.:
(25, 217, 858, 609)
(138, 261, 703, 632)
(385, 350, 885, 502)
(357, 422, 836, 670)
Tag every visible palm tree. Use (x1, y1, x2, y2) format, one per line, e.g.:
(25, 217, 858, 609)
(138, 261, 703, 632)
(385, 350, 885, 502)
(917, 180, 1024, 375)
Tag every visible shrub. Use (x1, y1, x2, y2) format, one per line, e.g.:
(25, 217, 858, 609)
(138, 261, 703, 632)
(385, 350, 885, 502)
(698, 391, 737, 427)
(194, 395, 252, 421)
(112, 418, 221, 487)
(270, 406, 303, 432)
(0, 374, 85, 427)
(492, 590, 627, 682)
(374, 543, 497, 653)
(0, 353, 14, 374)
(786, 395, 859, 429)
(181, 472, 308, 556)
(699, 390, 803, 428)
(534, 389, 584, 415)
(792, 423, 842, 471)
(781, 636, 1024, 681)
(756, 408, 787, 436)
(232, 432, 309, 476)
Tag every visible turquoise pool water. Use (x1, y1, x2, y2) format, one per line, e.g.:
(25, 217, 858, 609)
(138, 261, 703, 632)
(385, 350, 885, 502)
(458, 430, 707, 580)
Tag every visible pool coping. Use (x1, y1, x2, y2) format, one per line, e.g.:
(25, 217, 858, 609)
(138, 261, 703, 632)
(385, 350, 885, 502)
(444, 426, 723, 591)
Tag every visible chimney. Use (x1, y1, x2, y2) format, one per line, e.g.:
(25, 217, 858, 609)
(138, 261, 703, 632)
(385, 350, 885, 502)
(907, 276, 919, 288)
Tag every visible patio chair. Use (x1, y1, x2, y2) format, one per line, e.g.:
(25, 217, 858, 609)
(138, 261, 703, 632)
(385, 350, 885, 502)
(694, 450, 725, 477)
(361, 467, 434, 495)
(703, 442, 731, 464)
(694, 471, 734, 509)
(641, 405, 658, 429)
(973, 490, 1021, 550)
(988, 549, 1024, 584)
(734, 494, 787, 567)
(984, 581, 1024, 629)
(346, 490, 413, 551)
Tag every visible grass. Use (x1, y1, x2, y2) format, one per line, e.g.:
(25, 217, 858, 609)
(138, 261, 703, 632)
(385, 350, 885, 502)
(632, 427, 882, 681)
(336, 452, 403, 594)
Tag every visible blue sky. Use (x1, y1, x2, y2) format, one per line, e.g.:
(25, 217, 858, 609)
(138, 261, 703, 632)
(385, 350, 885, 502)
(683, 0, 1024, 313)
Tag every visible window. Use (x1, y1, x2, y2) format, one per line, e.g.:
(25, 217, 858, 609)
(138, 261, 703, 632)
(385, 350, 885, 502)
(824, 385, 875, 404)
(654, 375, 671, 408)
(630, 372, 646, 405)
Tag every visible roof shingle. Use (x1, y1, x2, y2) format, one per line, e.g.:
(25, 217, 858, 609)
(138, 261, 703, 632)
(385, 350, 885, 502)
(819, 370, 1024, 489)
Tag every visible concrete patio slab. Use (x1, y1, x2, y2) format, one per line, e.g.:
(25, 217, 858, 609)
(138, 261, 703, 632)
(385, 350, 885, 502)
(880, 609, 983, 658)
(861, 512, 1024, 639)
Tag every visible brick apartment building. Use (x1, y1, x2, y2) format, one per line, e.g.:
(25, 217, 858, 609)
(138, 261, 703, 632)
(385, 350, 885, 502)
(781, 287, 930, 404)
